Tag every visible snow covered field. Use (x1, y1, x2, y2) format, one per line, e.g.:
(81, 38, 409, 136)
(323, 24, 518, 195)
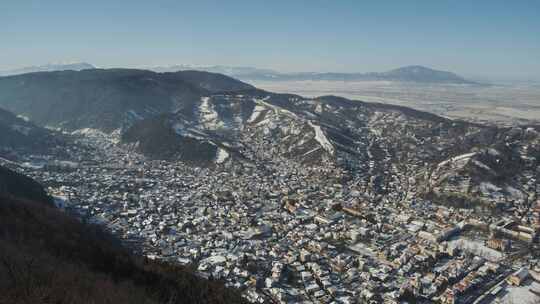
(250, 80, 540, 126)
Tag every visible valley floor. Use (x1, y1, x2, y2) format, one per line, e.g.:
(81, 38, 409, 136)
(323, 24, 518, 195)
(250, 80, 540, 127)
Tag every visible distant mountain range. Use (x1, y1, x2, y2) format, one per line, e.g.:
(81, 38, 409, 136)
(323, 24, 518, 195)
(0, 62, 95, 76)
(150, 64, 477, 84)
(1, 63, 476, 84)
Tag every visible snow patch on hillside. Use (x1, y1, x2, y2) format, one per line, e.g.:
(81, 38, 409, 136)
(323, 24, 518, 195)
(173, 123, 206, 140)
(256, 118, 271, 126)
(16, 114, 30, 122)
(303, 147, 322, 157)
(215, 148, 229, 164)
(308, 121, 335, 155)
(255, 98, 299, 120)
(71, 128, 121, 144)
(247, 104, 266, 123)
(72, 128, 108, 137)
(315, 103, 323, 113)
(198, 97, 223, 130)
(437, 152, 477, 168)
(472, 160, 495, 174)
(480, 182, 501, 192)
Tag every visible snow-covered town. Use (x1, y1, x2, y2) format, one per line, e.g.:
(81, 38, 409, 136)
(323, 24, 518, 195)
(3, 127, 539, 304)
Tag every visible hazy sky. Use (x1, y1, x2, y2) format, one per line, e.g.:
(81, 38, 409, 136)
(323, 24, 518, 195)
(2, 0, 539, 80)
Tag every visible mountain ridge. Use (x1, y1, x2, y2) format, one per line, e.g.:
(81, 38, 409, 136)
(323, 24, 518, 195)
(149, 64, 477, 84)
(2, 63, 477, 83)
(0, 68, 254, 132)
(0, 62, 96, 76)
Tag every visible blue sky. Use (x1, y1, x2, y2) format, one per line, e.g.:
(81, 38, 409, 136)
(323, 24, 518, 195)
(1, 0, 539, 79)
